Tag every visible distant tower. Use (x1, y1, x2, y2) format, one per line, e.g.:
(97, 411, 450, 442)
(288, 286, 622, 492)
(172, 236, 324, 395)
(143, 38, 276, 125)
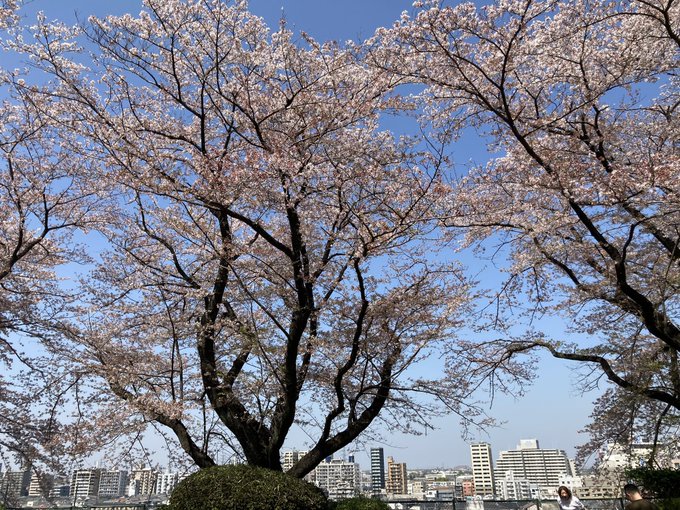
(370, 447, 385, 491)
(470, 443, 495, 497)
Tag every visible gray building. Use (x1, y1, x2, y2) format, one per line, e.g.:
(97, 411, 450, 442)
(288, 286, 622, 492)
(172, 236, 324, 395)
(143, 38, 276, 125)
(370, 447, 385, 492)
(98, 470, 128, 497)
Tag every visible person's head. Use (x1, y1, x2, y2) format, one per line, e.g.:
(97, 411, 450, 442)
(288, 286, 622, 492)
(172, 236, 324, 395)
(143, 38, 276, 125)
(558, 486, 572, 499)
(624, 483, 642, 501)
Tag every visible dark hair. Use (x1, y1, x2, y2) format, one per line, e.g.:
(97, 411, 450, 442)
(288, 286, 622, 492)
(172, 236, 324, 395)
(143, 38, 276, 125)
(558, 486, 572, 499)
(624, 484, 640, 495)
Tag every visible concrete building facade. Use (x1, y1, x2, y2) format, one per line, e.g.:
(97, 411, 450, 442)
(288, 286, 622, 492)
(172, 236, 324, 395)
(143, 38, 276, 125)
(310, 458, 361, 501)
(70, 469, 102, 499)
(370, 447, 385, 492)
(98, 470, 128, 498)
(470, 443, 495, 497)
(494, 439, 573, 497)
(386, 456, 408, 495)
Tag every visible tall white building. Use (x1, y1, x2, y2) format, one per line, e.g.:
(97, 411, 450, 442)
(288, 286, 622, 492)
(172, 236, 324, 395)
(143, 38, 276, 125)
(70, 469, 102, 499)
(155, 471, 179, 495)
(494, 439, 573, 497)
(470, 443, 495, 497)
(309, 458, 361, 501)
(282, 450, 308, 472)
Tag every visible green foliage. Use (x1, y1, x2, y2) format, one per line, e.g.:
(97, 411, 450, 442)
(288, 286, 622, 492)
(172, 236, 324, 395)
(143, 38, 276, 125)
(168, 464, 327, 510)
(658, 499, 680, 510)
(328, 496, 390, 510)
(626, 468, 680, 499)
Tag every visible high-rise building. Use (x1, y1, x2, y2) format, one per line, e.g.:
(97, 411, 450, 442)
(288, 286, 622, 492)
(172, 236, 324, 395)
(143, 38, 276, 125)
(1, 469, 31, 500)
(494, 439, 573, 497)
(282, 450, 308, 472)
(470, 443, 495, 497)
(370, 447, 385, 492)
(70, 469, 102, 499)
(155, 471, 179, 495)
(309, 457, 361, 501)
(28, 471, 54, 497)
(385, 456, 407, 495)
(128, 466, 157, 496)
(98, 470, 128, 497)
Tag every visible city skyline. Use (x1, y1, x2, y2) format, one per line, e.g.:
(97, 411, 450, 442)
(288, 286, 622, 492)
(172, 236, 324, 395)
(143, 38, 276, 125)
(5, 439, 659, 505)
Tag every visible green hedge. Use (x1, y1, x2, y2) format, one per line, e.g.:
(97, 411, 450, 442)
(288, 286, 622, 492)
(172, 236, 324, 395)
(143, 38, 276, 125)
(626, 468, 680, 499)
(168, 464, 327, 510)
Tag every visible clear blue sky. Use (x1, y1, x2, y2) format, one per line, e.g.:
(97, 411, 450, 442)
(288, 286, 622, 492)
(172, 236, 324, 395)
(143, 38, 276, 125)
(13, 0, 602, 470)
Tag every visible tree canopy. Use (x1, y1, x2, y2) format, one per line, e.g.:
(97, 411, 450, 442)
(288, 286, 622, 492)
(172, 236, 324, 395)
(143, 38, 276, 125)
(1, 0, 482, 475)
(377, 0, 680, 460)
(0, 0, 678, 474)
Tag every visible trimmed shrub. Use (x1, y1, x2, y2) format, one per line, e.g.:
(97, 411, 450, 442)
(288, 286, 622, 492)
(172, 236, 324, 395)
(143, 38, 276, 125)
(330, 496, 390, 510)
(168, 464, 327, 510)
(626, 468, 680, 499)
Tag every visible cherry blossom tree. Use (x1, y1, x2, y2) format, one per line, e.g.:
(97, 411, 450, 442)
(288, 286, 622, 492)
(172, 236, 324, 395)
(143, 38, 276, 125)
(15, 0, 482, 476)
(0, 0, 104, 472)
(380, 0, 679, 460)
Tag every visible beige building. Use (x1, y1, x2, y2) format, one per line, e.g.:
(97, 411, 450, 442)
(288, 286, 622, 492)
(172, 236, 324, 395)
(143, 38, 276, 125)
(386, 456, 408, 495)
(127, 466, 157, 496)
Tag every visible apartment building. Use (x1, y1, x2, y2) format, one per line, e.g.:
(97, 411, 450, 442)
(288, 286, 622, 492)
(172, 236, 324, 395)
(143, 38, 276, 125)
(470, 443, 495, 497)
(309, 457, 361, 501)
(70, 468, 102, 498)
(98, 470, 128, 498)
(386, 456, 408, 495)
(370, 447, 385, 492)
(494, 439, 573, 497)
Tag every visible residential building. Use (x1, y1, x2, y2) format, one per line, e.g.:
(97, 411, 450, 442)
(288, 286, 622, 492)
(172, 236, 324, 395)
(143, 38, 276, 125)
(370, 447, 385, 492)
(128, 466, 157, 496)
(386, 456, 407, 495)
(495, 470, 537, 500)
(470, 443, 495, 497)
(310, 457, 361, 501)
(408, 480, 426, 497)
(494, 439, 573, 497)
(282, 450, 308, 472)
(602, 442, 672, 470)
(1, 469, 31, 500)
(98, 470, 128, 498)
(28, 471, 54, 497)
(155, 471, 179, 495)
(70, 469, 102, 498)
